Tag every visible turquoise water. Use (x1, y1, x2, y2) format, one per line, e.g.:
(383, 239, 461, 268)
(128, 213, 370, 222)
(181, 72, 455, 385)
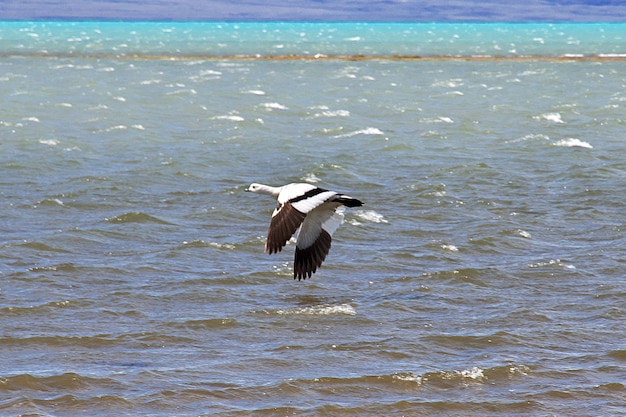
(1, 21, 625, 416)
(2, 21, 626, 57)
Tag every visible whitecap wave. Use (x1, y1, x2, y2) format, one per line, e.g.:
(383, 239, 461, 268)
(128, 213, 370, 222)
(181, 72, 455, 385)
(312, 109, 350, 118)
(393, 373, 423, 384)
(438, 366, 486, 381)
(458, 366, 485, 380)
(334, 127, 384, 138)
(275, 304, 356, 316)
(180, 240, 235, 250)
(420, 116, 454, 124)
(355, 210, 388, 224)
(553, 138, 593, 149)
(528, 259, 576, 270)
(166, 88, 197, 96)
(301, 173, 321, 183)
(260, 102, 288, 110)
(104, 125, 128, 132)
(538, 112, 564, 123)
(508, 133, 550, 144)
(212, 115, 245, 122)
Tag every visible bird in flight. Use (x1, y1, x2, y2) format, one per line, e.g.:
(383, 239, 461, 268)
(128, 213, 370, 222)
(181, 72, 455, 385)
(246, 182, 363, 280)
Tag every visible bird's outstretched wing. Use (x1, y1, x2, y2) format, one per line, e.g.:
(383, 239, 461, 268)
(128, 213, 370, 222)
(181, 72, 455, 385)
(293, 206, 345, 280)
(266, 202, 306, 254)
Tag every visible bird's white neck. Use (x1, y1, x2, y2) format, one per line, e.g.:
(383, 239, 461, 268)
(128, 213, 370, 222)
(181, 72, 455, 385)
(247, 183, 282, 197)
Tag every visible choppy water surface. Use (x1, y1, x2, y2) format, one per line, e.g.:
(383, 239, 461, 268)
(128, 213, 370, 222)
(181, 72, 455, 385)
(1, 22, 625, 416)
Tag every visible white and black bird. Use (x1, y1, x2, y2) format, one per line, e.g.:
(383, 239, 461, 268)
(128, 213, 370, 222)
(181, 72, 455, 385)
(246, 182, 363, 280)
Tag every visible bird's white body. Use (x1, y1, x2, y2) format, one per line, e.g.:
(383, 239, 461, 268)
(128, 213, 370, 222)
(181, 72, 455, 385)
(246, 182, 363, 280)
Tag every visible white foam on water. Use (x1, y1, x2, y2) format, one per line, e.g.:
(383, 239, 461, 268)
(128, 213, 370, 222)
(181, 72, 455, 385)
(509, 365, 531, 376)
(420, 116, 454, 124)
(355, 210, 387, 224)
(180, 241, 236, 250)
(166, 88, 197, 96)
(459, 366, 485, 380)
(198, 69, 222, 76)
(553, 138, 593, 149)
(104, 125, 128, 132)
(315, 109, 350, 117)
(301, 173, 321, 183)
(528, 259, 576, 270)
(436, 366, 487, 382)
(539, 112, 565, 123)
(212, 115, 245, 122)
(393, 373, 423, 384)
(508, 133, 550, 144)
(334, 127, 384, 138)
(260, 102, 288, 110)
(359, 127, 384, 135)
(275, 304, 356, 316)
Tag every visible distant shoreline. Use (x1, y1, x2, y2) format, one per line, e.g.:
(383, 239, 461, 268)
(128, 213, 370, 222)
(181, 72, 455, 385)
(4, 52, 626, 62)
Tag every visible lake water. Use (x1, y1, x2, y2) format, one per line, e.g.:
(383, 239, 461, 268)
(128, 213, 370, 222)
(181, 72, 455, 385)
(1, 21, 625, 416)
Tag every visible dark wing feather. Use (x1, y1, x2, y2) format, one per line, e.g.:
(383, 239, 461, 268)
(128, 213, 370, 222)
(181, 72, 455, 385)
(266, 202, 306, 254)
(293, 229, 332, 280)
(331, 195, 363, 208)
